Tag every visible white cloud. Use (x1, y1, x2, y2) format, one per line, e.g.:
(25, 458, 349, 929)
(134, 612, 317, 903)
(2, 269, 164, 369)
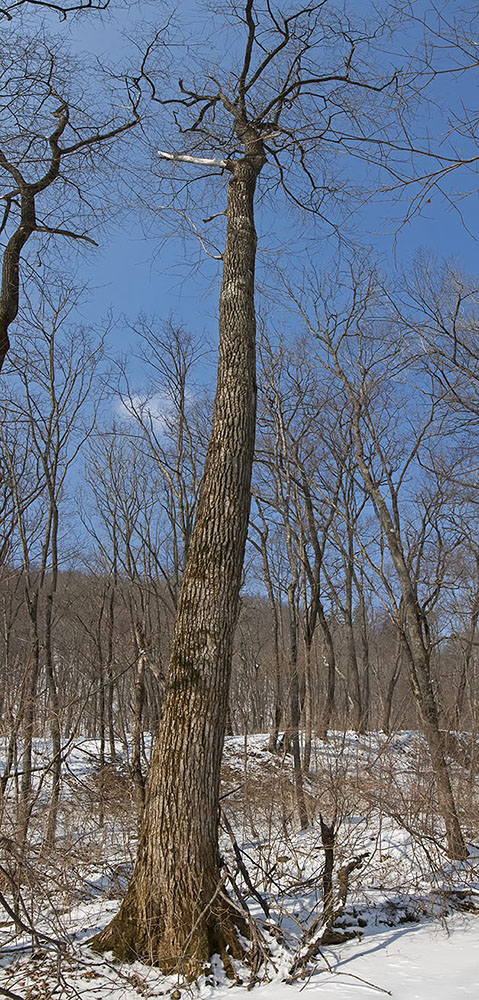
(116, 391, 173, 435)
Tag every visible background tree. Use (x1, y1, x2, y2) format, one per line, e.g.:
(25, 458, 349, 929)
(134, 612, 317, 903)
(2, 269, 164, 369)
(0, 284, 103, 850)
(293, 261, 468, 858)
(117, 319, 208, 609)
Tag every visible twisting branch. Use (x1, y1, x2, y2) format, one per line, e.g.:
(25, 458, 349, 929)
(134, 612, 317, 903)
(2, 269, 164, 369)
(0, 61, 141, 372)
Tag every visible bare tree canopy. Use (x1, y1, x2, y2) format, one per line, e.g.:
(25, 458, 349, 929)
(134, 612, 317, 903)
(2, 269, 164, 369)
(2, 2, 478, 994)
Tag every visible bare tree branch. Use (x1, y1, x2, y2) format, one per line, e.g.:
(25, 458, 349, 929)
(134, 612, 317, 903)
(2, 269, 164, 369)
(0, 44, 141, 371)
(0, 0, 109, 20)
(157, 149, 228, 169)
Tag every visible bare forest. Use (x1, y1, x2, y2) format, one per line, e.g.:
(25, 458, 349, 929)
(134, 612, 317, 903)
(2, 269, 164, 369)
(1, 2, 479, 998)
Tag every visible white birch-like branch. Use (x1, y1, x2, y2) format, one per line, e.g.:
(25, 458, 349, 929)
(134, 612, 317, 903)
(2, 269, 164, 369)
(158, 149, 228, 168)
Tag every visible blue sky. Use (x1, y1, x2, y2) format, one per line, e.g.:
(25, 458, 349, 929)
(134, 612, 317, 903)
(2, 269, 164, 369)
(9, 1, 479, 378)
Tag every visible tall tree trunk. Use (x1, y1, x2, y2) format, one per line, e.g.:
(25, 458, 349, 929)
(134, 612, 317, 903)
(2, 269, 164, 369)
(253, 520, 282, 753)
(302, 639, 313, 774)
(131, 621, 146, 816)
(382, 630, 403, 734)
(345, 528, 362, 732)
(18, 605, 40, 850)
(317, 602, 336, 741)
(286, 583, 309, 830)
(401, 626, 466, 858)
(454, 554, 479, 729)
(357, 575, 370, 734)
(92, 153, 264, 975)
(105, 584, 116, 760)
(44, 590, 61, 848)
(43, 498, 61, 848)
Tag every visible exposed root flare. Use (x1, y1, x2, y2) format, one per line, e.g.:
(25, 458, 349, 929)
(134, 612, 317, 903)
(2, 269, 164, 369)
(90, 889, 248, 981)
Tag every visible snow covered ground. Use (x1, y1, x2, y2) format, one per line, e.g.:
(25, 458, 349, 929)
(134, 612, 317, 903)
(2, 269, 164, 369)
(1, 731, 479, 998)
(3, 913, 479, 999)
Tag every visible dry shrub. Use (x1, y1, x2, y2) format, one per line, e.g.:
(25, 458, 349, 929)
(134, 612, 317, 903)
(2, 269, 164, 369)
(89, 762, 136, 816)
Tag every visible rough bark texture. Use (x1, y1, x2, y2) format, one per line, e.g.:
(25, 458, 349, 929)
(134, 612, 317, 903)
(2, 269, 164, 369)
(91, 155, 263, 975)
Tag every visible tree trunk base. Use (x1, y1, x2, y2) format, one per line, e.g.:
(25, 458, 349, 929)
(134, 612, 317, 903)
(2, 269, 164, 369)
(90, 888, 248, 980)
